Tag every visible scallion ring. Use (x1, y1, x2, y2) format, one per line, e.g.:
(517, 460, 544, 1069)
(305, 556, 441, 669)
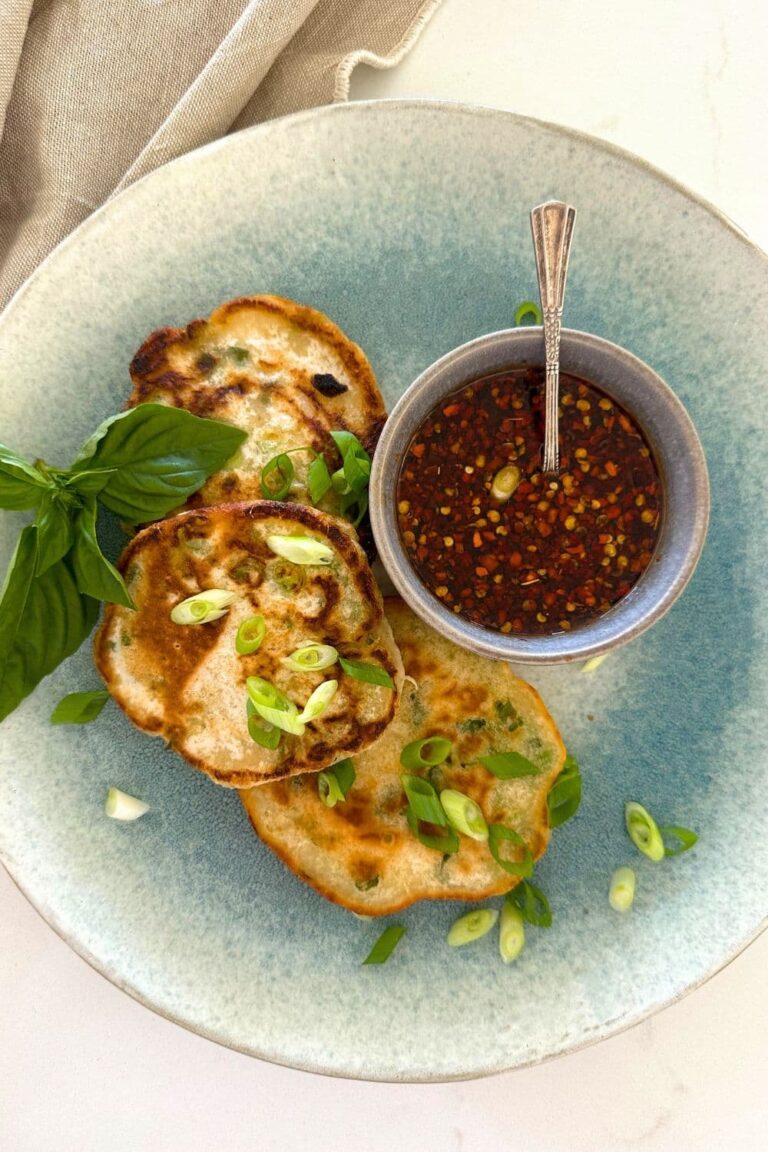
(514, 300, 542, 326)
(547, 754, 582, 828)
(477, 750, 540, 779)
(440, 788, 489, 841)
(105, 787, 150, 822)
(246, 676, 305, 736)
(246, 702, 281, 749)
(406, 806, 460, 854)
(235, 614, 266, 655)
(306, 454, 332, 504)
(401, 773, 447, 825)
(283, 642, 338, 673)
(260, 453, 294, 499)
(659, 824, 699, 856)
(499, 901, 526, 963)
(298, 679, 338, 723)
(488, 824, 534, 878)
(447, 908, 498, 947)
(317, 758, 356, 808)
(625, 801, 665, 862)
(609, 866, 636, 912)
(266, 534, 335, 566)
(507, 879, 552, 927)
(400, 736, 453, 769)
(362, 924, 405, 966)
(170, 589, 236, 625)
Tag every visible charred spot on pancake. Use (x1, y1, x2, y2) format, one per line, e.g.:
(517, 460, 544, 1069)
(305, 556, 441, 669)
(312, 372, 348, 398)
(196, 353, 217, 374)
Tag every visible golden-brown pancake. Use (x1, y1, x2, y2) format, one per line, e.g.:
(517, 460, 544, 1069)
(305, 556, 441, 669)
(241, 599, 566, 915)
(95, 502, 403, 787)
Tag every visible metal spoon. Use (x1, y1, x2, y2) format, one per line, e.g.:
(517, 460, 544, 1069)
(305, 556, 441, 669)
(530, 201, 577, 474)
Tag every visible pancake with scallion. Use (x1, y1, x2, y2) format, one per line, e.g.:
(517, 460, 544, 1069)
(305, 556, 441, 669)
(127, 294, 385, 513)
(240, 599, 566, 915)
(94, 501, 403, 787)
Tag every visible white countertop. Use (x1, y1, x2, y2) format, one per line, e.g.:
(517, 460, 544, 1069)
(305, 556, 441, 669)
(2, 2, 766, 1148)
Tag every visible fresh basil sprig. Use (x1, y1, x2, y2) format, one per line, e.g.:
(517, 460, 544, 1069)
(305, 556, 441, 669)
(0, 404, 246, 723)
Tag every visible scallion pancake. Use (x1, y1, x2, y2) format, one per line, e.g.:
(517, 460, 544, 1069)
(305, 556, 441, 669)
(241, 599, 566, 915)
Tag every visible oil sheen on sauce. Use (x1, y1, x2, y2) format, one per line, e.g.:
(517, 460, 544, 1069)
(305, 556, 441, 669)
(396, 367, 661, 636)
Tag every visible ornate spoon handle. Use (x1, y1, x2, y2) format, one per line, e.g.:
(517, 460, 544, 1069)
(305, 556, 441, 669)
(530, 201, 577, 474)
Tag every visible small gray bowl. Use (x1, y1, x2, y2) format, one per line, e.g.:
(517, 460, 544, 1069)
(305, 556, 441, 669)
(370, 328, 709, 664)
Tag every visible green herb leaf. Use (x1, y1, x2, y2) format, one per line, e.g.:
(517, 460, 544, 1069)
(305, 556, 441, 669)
(477, 751, 540, 779)
(64, 469, 116, 498)
(338, 656, 395, 689)
(0, 444, 52, 510)
(0, 526, 99, 723)
(51, 689, 109, 724)
(362, 924, 406, 966)
(658, 824, 699, 856)
(70, 404, 247, 524)
(34, 492, 75, 575)
(306, 454, 332, 504)
(71, 502, 134, 608)
(508, 879, 552, 926)
(488, 824, 534, 878)
(547, 754, 582, 828)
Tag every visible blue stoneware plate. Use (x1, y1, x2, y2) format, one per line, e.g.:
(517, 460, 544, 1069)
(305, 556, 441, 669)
(1, 102, 766, 1081)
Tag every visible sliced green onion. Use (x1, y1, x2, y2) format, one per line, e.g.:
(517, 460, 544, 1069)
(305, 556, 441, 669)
(406, 806, 460, 854)
(307, 454, 332, 504)
(508, 880, 553, 927)
(447, 908, 498, 947)
(514, 300, 542, 326)
(499, 901, 526, 963)
(105, 787, 150, 822)
(362, 924, 405, 965)
(625, 801, 665, 862)
(581, 653, 609, 674)
(659, 825, 699, 856)
(50, 689, 109, 725)
(440, 789, 489, 841)
(400, 735, 453, 769)
(170, 588, 236, 625)
(477, 750, 540, 779)
(246, 703, 282, 749)
(401, 774, 446, 825)
(298, 679, 338, 723)
(330, 430, 371, 495)
(547, 754, 582, 828)
(339, 656, 395, 689)
(246, 676, 305, 736)
(266, 534, 335, 566)
(283, 642, 338, 672)
(260, 453, 294, 499)
(272, 558, 304, 593)
(488, 824, 534, 878)
(317, 758, 356, 807)
(609, 866, 636, 912)
(490, 464, 522, 503)
(235, 614, 266, 655)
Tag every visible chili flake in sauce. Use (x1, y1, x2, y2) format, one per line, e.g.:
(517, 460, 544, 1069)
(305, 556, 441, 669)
(396, 368, 661, 635)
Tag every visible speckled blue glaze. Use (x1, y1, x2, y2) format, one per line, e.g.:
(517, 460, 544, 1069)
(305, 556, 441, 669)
(0, 102, 766, 1081)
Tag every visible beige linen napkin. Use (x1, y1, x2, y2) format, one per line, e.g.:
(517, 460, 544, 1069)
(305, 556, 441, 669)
(0, 0, 442, 309)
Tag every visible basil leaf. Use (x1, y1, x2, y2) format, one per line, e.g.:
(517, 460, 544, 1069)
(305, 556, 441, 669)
(34, 492, 76, 575)
(0, 526, 99, 723)
(71, 502, 134, 608)
(65, 469, 116, 498)
(51, 689, 109, 725)
(0, 444, 52, 510)
(477, 751, 540, 779)
(70, 404, 247, 524)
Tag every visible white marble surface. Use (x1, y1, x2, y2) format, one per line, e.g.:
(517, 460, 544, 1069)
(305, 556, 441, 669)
(2, 2, 767, 1148)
